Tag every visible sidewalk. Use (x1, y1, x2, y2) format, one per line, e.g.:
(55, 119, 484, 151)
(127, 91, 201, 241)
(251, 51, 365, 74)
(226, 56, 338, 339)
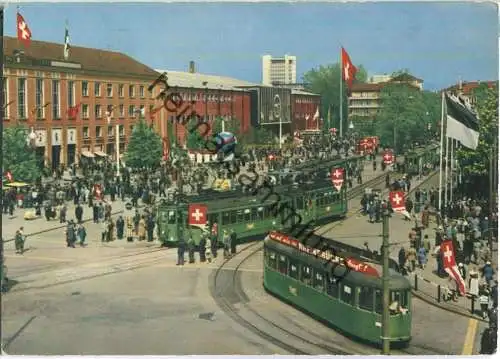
(1, 197, 137, 243)
(323, 170, 497, 320)
(3, 156, 387, 247)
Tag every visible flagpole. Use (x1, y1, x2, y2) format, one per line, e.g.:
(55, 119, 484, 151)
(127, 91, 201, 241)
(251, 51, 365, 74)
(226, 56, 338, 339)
(339, 48, 343, 139)
(438, 91, 445, 212)
(444, 136, 449, 208)
(450, 139, 454, 204)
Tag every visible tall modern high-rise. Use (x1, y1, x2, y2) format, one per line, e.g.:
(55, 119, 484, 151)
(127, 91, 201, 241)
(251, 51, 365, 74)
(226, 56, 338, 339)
(262, 54, 297, 86)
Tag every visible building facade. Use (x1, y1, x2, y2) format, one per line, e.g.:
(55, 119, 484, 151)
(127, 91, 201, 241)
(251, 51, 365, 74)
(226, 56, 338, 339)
(348, 73, 424, 120)
(2, 36, 159, 169)
(1, 37, 321, 170)
(291, 89, 321, 131)
(262, 54, 297, 86)
(152, 69, 253, 147)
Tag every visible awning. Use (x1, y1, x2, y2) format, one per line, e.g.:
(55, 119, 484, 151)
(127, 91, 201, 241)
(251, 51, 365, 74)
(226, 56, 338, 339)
(81, 151, 95, 158)
(94, 151, 108, 157)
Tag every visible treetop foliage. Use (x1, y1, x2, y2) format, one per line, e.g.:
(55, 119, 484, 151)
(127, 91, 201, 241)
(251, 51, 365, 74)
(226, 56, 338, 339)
(124, 119, 163, 169)
(2, 126, 42, 183)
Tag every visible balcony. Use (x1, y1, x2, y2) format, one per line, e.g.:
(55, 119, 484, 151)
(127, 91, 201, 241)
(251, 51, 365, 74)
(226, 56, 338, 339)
(349, 93, 380, 100)
(348, 102, 380, 109)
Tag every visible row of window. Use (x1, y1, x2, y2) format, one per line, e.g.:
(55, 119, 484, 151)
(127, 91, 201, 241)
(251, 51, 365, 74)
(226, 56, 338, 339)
(81, 81, 146, 99)
(160, 194, 340, 226)
(294, 99, 318, 104)
(82, 125, 128, 139)
(265, 249, 409, 315)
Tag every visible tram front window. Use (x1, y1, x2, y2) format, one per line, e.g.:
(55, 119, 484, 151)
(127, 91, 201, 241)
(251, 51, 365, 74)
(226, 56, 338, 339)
(389, 290, 409, 315)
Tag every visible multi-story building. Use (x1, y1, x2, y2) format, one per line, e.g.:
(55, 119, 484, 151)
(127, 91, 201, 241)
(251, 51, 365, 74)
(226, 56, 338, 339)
(1, 36, 321, 170)
(262, 54, 297, 86)
(348, 73, 424, 120)
(444, 80, 497, 106)
(153, 67, 253, 147)
(2, 36, 159, 169)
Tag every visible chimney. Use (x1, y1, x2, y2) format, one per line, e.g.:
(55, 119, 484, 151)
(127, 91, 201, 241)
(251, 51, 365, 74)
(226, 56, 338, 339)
(189, 61, 195, 73)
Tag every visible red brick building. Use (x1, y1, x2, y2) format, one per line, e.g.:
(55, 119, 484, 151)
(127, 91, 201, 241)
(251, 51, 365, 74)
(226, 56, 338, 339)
(2, 36, 159, 169)
(152, 69, 252, 147)
(291, 89, 321, 131)
(2, 37, 322, 169)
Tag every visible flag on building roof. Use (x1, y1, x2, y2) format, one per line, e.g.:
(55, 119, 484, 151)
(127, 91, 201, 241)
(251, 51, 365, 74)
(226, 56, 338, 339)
(445, 93, 480, 150)
(16, 12, 32, 47)
(64, 25, 71, 60)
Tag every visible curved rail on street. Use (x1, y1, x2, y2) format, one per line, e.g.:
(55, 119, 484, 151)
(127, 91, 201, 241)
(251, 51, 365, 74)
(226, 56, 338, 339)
(210, 241, 353, 355)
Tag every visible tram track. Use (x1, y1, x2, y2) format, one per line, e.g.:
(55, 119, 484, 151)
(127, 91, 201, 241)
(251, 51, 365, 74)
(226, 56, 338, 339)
(210, 241, 358, 355)
(5, 247, 168, 294)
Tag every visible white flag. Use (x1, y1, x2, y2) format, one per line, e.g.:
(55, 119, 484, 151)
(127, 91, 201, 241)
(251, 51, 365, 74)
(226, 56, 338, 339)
(64, 27, 71, 60)
(314, 107, 320, 120)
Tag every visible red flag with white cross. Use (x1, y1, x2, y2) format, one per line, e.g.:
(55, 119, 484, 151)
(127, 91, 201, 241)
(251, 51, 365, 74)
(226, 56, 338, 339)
(330, 167, 344, 192)
(188, 204, 208, 227)
(383, 150, 394, 165)
(341, 47, 357, 90)
(440, 240, 466, 295)
(389, 191, 405, 212)
(17, 12, 32, 47)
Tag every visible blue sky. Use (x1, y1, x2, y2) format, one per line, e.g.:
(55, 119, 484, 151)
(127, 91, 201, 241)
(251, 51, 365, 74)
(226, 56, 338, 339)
(5, 2, 499, 90)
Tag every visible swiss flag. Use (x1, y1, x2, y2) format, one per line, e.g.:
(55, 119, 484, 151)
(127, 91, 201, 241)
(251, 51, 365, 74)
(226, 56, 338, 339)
(5, 171, 13, 182)
(67, 103, 80, 118)
(94, 184, 103, 200)
(330, 167, 344, 191)
(188, 204, 208, 227)
(383, 151, 394, 165)
(440, 240, 466, 295)
(17, 12, 32, 47)
(389, 191, 405, 212)
(341, 47, 357, 90)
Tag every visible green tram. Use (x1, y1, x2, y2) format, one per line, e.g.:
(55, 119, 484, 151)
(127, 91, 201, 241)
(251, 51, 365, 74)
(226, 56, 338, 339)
(263, 230, 412, 345)
(156, 155, 361, 247)
(404, 143, 440, 175)
(156, 180, 347, 247)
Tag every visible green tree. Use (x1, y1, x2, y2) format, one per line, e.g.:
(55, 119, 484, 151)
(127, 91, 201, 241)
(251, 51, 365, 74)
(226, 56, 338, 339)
(2, 126, 41, 182)
(243, 126, 274, 146)
(212, 116, 241, 136)
(303, 63, 367, 131)
(374, 84, 439, 152)
(456, 86, 498, 181)
(186, 117, 206, 150)
(124, 119, 163, 169)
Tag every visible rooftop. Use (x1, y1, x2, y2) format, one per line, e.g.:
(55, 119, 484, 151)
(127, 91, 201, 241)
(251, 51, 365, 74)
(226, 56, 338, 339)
(3, 36, 158, 79)
(153, 69, 319, 96)
(445, 80, 498, 95)
(154, 69, 259, 91)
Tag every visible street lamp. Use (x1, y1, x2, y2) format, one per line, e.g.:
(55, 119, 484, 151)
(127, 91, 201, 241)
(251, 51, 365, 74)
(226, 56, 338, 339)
(349, 121, 354, 130)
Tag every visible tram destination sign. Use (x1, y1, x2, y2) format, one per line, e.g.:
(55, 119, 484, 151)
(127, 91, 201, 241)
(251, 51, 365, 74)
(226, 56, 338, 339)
(268, 231, 379, 277)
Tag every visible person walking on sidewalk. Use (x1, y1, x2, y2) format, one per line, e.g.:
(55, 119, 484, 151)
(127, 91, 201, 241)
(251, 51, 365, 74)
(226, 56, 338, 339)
(77, 224, 87, 247)
(14, 227, 25, 254)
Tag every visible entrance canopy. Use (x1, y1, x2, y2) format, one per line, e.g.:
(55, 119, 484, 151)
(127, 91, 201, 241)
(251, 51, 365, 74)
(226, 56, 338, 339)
(81, 151, 95, 158)
(94, 151, 108, 157)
